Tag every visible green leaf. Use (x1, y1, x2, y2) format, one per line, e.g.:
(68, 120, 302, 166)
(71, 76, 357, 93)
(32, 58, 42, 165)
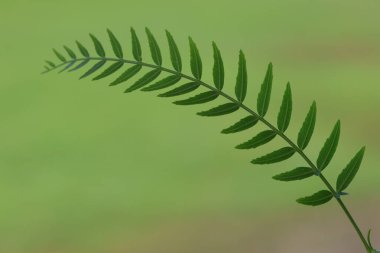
(107, 29, 123, 58)
(273, 167, 315, 181)
(251, 147, 295, 164)
(141, 75, 181, 91)
(79, 60, 106, 79)
(69, 59, 90, 72)
(166, 30, 182, 72)
(76, 41, 89, 57)
(158, 82, 200, 97)
(221, 115, 259, 134)
(189, 37, 202, 79)
(297, 101, 317, 150)
(235, 50, 247, 102)
(277, 82, 292, 132)
(131, 27, 142, 61)
(336, 147, 366, 192)
(257, 63, 273, 117)
(59, 61, 76, 73)
(145, 28, 162, 66)
(236, 130, 276, 149)
(317, 120, 341, 171)
(93, 61, 124, 80)
(212, 42, 224, 90)
(90, 33, 106, 57)
(125, 69, 161, 92)
(110, 65, 142, 86)
(174, 91, 218, 105)
(296, 190, 333, 206)
(53, 49, 66, 62)
(64, 45, 76, 59)
(46, 60, 56, 68)
(197, 103, 239, 117)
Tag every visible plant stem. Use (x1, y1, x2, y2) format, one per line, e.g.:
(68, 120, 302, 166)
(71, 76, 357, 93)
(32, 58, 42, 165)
(44, 57, 371, 251)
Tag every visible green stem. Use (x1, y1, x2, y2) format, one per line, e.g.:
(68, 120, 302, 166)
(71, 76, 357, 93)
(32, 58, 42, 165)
(44, 57, 371, 251)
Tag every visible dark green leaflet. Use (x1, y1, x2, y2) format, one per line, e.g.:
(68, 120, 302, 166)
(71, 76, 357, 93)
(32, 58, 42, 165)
(76, 41, 89, 57)
(257, 63, 273, 117)
(251, 147, 295, 164)
(336, 147, 366, 192)
(59, 61, 76, 73)
(90, 33, 106, 57)
(297, 190, 333, 206)
(64, 46, 76, 59)
(141, 75, 181, 91)
(189, 37, 202, 79)
(212, 42, 224, 90)
(44, 66, 49, 71)
(221, 115, 259, 134)
(236, 130, 276, 149)
(158, 82, 200, 97)
(297, 101, 317, 150)
(125, 69, 161, 92)
(80, 60, 106, 79)
(197, 103, 239, 117)
(277, 83, 292, 132)
(46, 60, 55, 67)
(145, 28, 162, 66)
(235, 51, 247, 102)
(273, 167, 315, 181)
(93, 61, 124, 80)
(166, 30, 182, 72)
(110, 65, 142, 86)
(317, 120, 341, 171)
(53, 49, 66, 62)
(131, 28, 142, 61)
(174, 91, 218, 105)
(69, 59, 90, 72)
(107, 29, 123, 58)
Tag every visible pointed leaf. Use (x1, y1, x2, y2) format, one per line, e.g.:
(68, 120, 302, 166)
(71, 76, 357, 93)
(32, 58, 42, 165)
(125, 69, 161, 92)
(317, 120, 341, 171)
(235, 51, 247, 102)
(251, 147, 295, 164)
(197, 103, 239, 117)
(90, 34, 106, 57)
(46, 61, 56, 68)
(221, 115, 259, 134)
(273, 167, 315, 181)
(166, 30, 182, 72)
(145, 28, 162, 65)
(336, 147, 366, 192)
(296, 190, 333, 206)
(53, 49, 66, 62)
(297, 101, 317, 149)
(189, 37, 202, 79)
(76, 41, 89, 57)
(59, 60, 76, 73)
(142, 75, 181, 91)
(236, 130, 276, 149)
(110, 65, 142, 86)
(212, 42, 224, 90)
(131, 27, 142, 61)
(277, 82, 292, 132)
(257, 63, 273, 116)
(158, 82, 200, 97)
(80, 60, 106, 79)
(174, 91, 218, 105)
(107, 29, 123, 58)
(69, 59, 90, 72)
(64, 46, 76, 59)
(93, 61, 124, 80)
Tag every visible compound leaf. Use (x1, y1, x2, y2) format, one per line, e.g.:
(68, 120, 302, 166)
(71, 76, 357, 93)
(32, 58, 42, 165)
(236, 130, 276, 149)
(251, 147, 295, 164)
(297, 190, 333, 206)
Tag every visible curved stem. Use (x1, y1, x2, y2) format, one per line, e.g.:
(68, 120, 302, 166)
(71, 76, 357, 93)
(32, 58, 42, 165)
(44, 57, 371, 251)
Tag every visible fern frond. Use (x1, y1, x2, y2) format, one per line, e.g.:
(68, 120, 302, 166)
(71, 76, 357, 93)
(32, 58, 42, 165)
(42, 27, 373, 252)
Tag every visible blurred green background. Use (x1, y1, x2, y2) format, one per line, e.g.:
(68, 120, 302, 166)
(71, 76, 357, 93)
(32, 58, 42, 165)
(0, 0, 379, 252)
